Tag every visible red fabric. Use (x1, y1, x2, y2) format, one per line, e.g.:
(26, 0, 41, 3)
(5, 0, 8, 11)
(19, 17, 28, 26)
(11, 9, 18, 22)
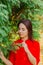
(9, 39, 40, 65)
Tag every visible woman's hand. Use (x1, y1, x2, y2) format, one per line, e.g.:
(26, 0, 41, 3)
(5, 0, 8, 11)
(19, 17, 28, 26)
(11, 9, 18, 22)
(22, 42, 28, 53)
(0, 50, 5, 60)
(0, 49, 13, 65)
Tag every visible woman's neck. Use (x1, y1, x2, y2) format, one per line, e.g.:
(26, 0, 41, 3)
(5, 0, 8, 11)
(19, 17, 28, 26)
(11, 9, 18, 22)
(21, 36, 29, 41)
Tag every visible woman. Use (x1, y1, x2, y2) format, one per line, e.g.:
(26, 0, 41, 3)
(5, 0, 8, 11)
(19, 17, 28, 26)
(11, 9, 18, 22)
(0, 19, 40, 65)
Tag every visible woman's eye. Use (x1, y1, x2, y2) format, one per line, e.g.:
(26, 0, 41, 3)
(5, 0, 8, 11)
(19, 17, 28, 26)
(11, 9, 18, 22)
(18, 28, 25, 31)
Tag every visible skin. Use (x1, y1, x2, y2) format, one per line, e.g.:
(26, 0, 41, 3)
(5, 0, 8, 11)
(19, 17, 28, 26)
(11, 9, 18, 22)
(0, 23, 37, 65)
(18, 23, 29, 41)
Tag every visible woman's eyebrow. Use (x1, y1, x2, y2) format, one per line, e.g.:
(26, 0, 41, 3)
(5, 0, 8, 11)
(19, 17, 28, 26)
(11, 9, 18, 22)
(19, 27, 25, 29)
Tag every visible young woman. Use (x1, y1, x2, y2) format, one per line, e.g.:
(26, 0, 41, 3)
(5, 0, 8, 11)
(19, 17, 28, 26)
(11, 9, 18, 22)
(0, 19, 40, 65)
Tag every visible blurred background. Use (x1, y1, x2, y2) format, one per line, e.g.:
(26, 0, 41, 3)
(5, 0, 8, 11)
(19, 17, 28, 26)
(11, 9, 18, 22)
(0, 0, 43, 65)
(39, 33, 43, 65)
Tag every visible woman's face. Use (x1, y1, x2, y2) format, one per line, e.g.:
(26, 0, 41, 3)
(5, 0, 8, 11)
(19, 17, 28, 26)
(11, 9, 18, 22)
(18, 23, 29, 39)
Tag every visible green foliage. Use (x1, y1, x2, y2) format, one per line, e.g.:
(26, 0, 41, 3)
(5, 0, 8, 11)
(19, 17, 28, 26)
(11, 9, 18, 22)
(0, 0, 43, 65)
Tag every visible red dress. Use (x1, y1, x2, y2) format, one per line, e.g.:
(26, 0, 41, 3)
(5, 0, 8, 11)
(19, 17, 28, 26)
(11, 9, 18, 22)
(9, 39, 40, 65)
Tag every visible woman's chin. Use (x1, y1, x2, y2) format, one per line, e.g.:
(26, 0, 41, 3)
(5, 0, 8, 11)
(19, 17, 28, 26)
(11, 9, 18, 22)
(20, 36, 24, 38)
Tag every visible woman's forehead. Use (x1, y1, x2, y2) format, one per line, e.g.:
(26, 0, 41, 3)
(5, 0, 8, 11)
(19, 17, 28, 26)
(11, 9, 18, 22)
(19, 23, 26, 28)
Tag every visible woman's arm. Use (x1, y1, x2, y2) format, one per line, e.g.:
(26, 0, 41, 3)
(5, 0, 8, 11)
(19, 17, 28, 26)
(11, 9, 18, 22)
(22, 42, 37, 65)
(0, 51, 13, 65)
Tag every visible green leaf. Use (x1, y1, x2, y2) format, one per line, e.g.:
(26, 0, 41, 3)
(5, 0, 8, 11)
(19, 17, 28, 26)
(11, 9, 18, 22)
(0, 63, 4, 65)
(0, 29, 7, 37)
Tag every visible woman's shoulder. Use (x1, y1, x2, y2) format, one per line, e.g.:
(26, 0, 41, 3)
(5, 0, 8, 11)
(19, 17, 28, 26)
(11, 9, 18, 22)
(33, 40, 39, 44)
(32, 40, 40, 47)
(13, 39, 23, 44)
(26, 39, 40, 45)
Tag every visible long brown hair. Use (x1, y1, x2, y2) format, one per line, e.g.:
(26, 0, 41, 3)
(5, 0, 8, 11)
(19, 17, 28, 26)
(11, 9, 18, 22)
(18, 19, 33, 40)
